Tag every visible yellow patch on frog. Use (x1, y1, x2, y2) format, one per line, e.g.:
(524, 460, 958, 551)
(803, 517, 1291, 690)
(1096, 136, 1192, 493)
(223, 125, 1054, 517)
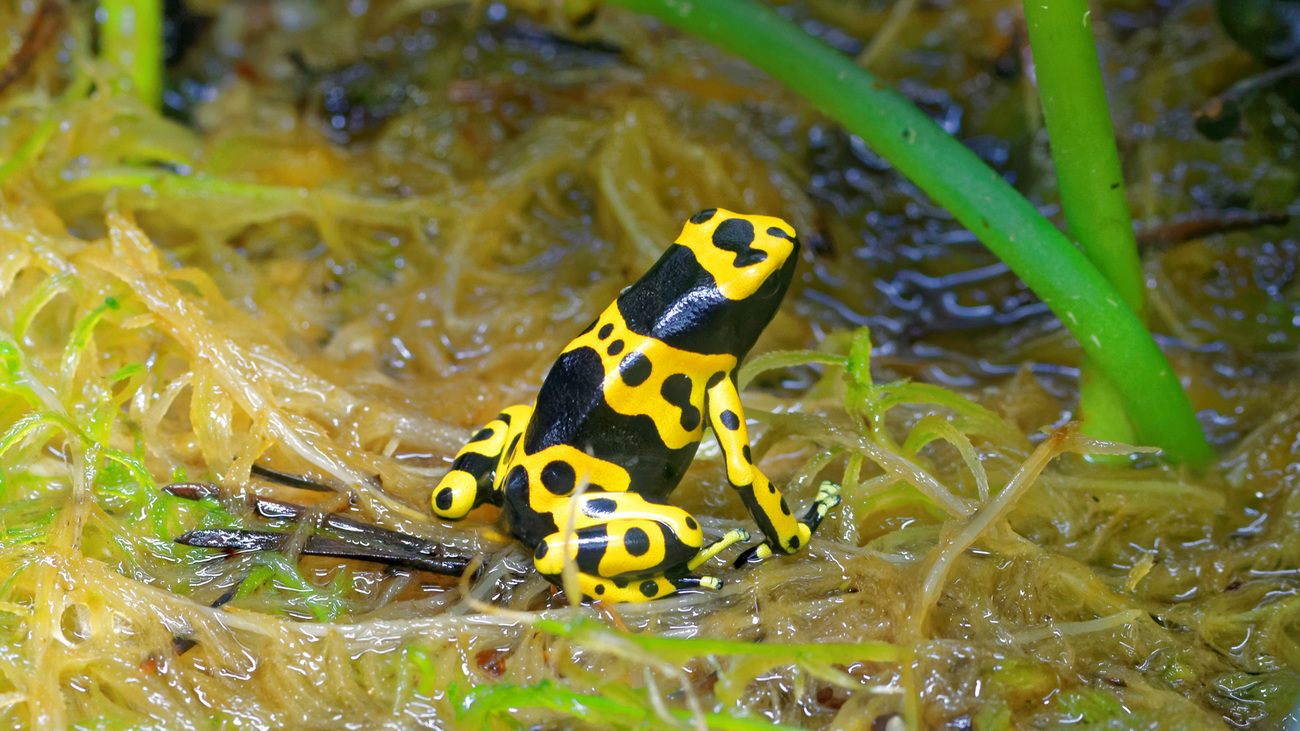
(510, 443, 633, 513)
(534, 518, 668, 577)
(562, 304, 736, 451)
(676, 210, 797, 301)
(577, 574, 689, 603)
(458, 425, 506, 458)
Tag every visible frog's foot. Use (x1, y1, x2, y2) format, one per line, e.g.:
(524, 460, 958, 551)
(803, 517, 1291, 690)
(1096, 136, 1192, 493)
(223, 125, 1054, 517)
(734, 481, 841, 568)
(574, 573, 723, 603)
(531, 495, 735, 602)
(533, 506, 704, 580)
(687, 528, 750, 571)
(804, 480, 843, 532)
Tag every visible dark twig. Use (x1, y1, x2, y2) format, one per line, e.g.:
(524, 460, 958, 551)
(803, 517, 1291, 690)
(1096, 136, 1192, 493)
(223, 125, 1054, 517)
(250, 464, 337, 492)
(1136, 209, 1292, 249)
(164, 481, 457, 556)
(176, 529, 476, 577)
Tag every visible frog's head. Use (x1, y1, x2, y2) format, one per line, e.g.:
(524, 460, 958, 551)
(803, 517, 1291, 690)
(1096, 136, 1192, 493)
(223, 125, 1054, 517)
(675, 208, 800, 303)
(615, 209, 801, 358)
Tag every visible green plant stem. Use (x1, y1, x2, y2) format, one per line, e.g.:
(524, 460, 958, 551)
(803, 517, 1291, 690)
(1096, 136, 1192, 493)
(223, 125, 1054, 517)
(97, 0, 163, 108)
(1022, 3, 1144, 313)
(1023, 0, 1144, 444)
(605, 0, 1213, 466)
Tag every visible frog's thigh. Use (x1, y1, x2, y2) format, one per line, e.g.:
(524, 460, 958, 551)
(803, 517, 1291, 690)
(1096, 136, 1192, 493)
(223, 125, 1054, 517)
(532, 493, 705, 584)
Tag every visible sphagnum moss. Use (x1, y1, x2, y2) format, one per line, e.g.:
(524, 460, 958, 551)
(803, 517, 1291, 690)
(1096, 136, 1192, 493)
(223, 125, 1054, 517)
(0, 2, 1295, 728)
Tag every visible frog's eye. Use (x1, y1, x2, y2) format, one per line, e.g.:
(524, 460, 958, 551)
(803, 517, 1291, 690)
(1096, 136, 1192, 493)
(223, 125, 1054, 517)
(754, 271, 781, 300)
(690, 208, 718, 224)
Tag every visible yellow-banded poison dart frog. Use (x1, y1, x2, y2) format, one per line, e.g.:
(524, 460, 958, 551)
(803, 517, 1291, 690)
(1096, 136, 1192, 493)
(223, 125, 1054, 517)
(432, 208, 842, 603)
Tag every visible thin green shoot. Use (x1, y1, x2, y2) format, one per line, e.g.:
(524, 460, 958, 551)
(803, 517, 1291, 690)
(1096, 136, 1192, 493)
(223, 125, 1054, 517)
(453, 678, 809, 730)
(401, 646, 439, 698)
(855, 483, 948, 523)
(533, 614, 903, 665)
(859, 381, 1026, 448)
(227, 553, 349, 622)
(97, 0, 163, 108)
(837, 452, 867, 545)
(1022, 0, 1144, 445)
(845, 329, 1025, 450)
(902, 414, 991, 501)
(0, 412, 76, 460)
(59, 298, 121, 402)
(737, 350, 846, 390)
(107, 363, 144, 384)
(11, 272, 75, 347)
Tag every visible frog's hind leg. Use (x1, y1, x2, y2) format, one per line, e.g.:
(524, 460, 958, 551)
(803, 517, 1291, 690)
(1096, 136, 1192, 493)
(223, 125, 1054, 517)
(531, 492, 747, 602)
(431, 405, 532, 520)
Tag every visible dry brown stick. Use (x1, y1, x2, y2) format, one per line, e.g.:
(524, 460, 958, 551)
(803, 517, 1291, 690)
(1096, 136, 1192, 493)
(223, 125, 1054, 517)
(0, 0, 65, 96)
(1136, 209, 1292, 249)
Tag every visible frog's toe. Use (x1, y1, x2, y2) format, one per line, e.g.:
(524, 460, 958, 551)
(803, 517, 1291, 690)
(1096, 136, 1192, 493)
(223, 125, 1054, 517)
(816, 480, 842, 505)
(678, 575, 722, 591)
(732, 541, 775, 568)
(799, 480, 843, 533)
(686, 527, 751, 571)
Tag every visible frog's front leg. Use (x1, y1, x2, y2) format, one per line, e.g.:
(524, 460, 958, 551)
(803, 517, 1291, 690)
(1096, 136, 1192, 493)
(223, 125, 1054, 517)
(531, 492, 749, 602)
(431, 405, 532, 520)
(705, 373, 841, 564)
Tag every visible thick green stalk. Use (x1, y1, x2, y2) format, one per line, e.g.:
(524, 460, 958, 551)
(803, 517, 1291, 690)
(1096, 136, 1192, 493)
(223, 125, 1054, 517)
(605, 0, 1213, 466)
(1024, 0, 1144, 444)
(98, 0, 163, 108)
